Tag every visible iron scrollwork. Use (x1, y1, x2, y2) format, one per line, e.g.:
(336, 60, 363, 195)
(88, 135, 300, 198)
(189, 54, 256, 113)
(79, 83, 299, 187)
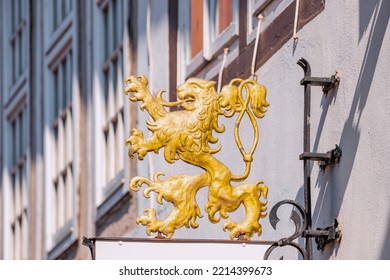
(263, 200, 308, 260)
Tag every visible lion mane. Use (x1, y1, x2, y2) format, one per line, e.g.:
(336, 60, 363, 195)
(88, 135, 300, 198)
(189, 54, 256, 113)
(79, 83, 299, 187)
(145, 78, 224, 163)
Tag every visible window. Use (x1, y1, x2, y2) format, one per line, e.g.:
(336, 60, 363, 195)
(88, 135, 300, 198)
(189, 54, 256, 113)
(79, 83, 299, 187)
(204, 0, 236, 59)
(175, 0, 323, 83)
(52, 0, 72, 32)
(51, 51, 74, 235)
(42, 0, 77, 258)
(95, 0, 126, 208)
(247, 0, 294, 43)
(179, 0, 239, 78)
(190, 0, 203, 59)
(44, 0, 73, 57)
(10, 0, 26, 84)
(7, 0, 28, 97)
(1, 0, 29, 260)
(9, 108, 29, 259)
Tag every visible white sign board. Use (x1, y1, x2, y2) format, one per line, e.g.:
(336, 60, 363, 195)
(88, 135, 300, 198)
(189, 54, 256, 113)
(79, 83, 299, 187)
(91, 238, 272, 260)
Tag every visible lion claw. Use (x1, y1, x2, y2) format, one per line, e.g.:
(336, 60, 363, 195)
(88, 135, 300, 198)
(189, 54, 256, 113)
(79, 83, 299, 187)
(126, 129, 148, 159)
(223, 219, 262, 240)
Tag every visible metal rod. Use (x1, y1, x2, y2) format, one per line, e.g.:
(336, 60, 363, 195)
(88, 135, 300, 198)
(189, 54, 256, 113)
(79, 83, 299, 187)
(299, 152, 331, 161)
(300, 76, 336, 86)
(88, 236, 277, 245)
(303, 229, 330, 237)
(297, 58, 313, 260)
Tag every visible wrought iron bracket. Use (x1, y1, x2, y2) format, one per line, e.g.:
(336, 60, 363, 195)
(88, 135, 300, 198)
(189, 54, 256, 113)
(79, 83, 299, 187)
(264, 58, 341, 260)
(300, 74, 339, 94)
(82, 236, 96, 260)
(303, 219, 341, 250)
(299, 145, 342, 171)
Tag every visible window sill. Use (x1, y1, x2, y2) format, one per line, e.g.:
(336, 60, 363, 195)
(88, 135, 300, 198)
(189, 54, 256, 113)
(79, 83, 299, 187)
(46, 15, 73, 56)
(205, 23, 238, 61)
(186, 51, 208, 78)
(4, 70, 28, 117)
(47, 219, 77, 259)
(96, 170, 127, 221)
(246, 0, 295, 45)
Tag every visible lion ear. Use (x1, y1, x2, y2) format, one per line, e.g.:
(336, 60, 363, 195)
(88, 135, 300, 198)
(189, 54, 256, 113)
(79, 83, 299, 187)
(137, 75, 148, 86)
(193, 79, 215, 90)
(207, 80, 216, 89)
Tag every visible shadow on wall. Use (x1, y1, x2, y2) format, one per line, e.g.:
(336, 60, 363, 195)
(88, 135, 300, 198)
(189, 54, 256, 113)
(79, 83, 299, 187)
(382, 217, 390, 259)
(310, 0, 390, 258)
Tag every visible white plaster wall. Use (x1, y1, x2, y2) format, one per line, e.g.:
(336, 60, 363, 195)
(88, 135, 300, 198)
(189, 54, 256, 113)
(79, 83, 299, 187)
(255, 0, 390, 259)
(129, 0, 390, 259)
(294, 0, 389, 260)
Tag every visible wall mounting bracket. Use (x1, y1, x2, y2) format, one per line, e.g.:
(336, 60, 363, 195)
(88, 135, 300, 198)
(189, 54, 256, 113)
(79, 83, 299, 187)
(82, 236, 96, 260)
(303, 219, 341, 250)
(300, 73, 339, 93)
(299, 144, 342, 171)
(264, 58, 341, 260)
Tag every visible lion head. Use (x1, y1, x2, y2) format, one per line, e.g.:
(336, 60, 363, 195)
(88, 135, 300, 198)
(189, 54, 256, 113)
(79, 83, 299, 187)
(177, 78, 215, 111)
(177, 78, 224, 135)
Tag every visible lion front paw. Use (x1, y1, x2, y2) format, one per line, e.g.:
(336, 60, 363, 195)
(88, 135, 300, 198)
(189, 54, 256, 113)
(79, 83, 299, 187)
(125, 75, 149, 101)
(126, 129, 148, 160)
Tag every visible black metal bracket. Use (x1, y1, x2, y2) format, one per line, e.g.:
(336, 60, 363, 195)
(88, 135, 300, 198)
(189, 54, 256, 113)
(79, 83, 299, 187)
(299, 145, 342, 171)
(82, 236, 96, 260)
(300, 74, 339, 94)
(264, 58, 341, 260)
(304, 220, 341, 250)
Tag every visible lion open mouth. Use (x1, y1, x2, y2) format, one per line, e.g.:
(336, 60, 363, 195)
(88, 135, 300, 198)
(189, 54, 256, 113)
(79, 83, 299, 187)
(177, 90, 197, 110)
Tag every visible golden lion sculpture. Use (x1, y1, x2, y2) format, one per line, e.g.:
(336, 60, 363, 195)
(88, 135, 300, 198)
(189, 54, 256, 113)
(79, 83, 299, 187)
(125, 75, 269, 239)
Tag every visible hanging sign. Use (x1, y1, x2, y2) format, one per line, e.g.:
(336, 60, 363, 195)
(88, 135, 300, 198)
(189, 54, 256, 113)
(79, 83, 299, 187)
(87, 237, 272, 260)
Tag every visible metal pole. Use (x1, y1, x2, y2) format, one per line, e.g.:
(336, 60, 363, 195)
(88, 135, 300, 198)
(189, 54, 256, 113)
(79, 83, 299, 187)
(297, 58, 313, 260)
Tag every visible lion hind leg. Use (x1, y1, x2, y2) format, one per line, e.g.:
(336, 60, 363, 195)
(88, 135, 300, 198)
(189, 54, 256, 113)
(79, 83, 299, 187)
(216, 181, 268, 240)
(136, 208, 164, 236)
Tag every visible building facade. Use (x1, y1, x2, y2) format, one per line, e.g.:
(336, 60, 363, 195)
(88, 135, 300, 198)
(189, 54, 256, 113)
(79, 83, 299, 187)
(1, 0, 390, 259)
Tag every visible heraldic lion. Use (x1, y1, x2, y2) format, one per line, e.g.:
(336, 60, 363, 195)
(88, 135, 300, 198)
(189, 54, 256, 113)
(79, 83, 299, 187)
(125, 75, 269, 239)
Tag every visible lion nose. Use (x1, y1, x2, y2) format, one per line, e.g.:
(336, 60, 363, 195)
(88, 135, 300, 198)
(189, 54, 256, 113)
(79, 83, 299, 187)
(176, 86, 185, 99)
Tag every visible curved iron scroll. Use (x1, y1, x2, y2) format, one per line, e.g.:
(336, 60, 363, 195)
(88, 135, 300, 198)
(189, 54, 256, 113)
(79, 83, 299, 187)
(263, 200, 308, 260)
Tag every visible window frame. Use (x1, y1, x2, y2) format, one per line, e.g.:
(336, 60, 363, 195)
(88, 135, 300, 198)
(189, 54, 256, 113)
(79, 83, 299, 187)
(3, 0, 29, 105)
(174, 0, 325, 84)
(1, 0, 30, 260)
(93, 0, 130, 222)
(6, 102, 29, 260)
(43, 0, 78, 260)
(44, 0, 73, 57)
(247, 0, 295, 44)
(203, 0, 239, 60)
(175, 0, 326, 85)
(178, 0, 239, 80)
(50, 50, 74, 241)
